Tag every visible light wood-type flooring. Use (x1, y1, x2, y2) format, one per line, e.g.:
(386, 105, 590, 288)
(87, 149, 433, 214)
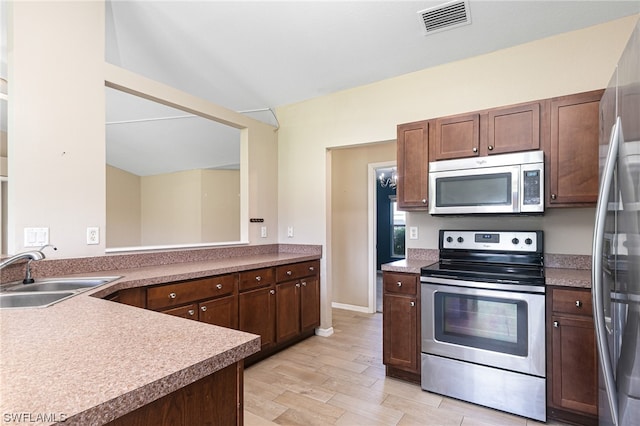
(244, 308, 572, 426)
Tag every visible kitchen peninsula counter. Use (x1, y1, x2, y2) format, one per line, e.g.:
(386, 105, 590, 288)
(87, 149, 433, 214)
(0, 244, 321, 425)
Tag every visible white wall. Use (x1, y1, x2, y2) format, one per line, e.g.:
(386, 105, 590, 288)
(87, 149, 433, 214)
(7, 2, 279, 258)
(276, 16, 639, 318)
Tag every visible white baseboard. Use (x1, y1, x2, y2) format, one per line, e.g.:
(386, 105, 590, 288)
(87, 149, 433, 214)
(331, 302, 372, 313)
(315, 327, 334, 337)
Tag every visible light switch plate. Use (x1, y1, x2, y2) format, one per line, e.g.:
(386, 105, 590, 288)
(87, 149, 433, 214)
(409, 226, 419, 240)
(24, 227, 49, 247)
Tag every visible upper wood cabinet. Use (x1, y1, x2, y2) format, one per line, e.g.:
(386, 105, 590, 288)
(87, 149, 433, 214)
(430, 101, 543, 161)
(397, 120, 429, 211)
(432, 113, 480, 160)
(488, 102, 542, 155)
(546, 90, 603, 207)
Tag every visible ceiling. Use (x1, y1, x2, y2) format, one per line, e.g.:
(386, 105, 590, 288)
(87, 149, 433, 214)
(4, 1, 640, 172)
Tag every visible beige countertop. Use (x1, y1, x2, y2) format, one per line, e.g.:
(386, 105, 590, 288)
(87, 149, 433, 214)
(0, 249, 321, 426)
(382, 258, 592, 288)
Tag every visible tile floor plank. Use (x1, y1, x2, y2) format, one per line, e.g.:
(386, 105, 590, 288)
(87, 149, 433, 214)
(244, 308, 572, 426)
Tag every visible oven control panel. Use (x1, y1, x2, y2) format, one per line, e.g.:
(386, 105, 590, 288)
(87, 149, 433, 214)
(441, 230, 540, 252)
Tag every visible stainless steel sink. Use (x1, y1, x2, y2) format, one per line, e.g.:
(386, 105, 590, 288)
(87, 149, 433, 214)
(0, 276, 121, 309)
(3, 277, 121, 293)
(0, 292, 76, 308)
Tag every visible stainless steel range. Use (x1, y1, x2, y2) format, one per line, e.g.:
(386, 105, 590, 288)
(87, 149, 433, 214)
(420, 230, 546, 422)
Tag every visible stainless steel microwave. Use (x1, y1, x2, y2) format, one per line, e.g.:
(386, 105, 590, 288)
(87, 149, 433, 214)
(428, 150, 544, 215)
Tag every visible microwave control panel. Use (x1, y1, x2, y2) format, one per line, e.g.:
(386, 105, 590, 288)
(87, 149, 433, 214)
(523, 170, 541, 205)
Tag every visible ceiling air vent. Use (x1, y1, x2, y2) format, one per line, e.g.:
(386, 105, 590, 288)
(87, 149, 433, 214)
(418, 0, 471, 35)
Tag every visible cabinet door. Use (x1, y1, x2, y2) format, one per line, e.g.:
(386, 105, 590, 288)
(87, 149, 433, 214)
(397, 121, 429, 210)
(433, 113, 480, 160)
(238, 287, 276, 350)
(551, 315, 598, 416)
(547, 90, 603, 206)
(488, 102, 541, 155)
(383, 293, 418, 372)
(276, 281, 301, 342)
(161, 303, 198, 320)
(199, 294, 238, 329)
(300, 276, 320, 332)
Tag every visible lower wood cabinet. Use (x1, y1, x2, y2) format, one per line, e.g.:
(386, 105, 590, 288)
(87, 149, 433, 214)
(105, 361, 243, 426)
(547, 286, 598, 426)
(382, 271, 421, 383)
(106, 259, 321, 365)
(238, 285, 276, 351)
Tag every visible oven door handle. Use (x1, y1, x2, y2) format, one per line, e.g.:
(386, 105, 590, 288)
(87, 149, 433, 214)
(592, 117, 621, 426)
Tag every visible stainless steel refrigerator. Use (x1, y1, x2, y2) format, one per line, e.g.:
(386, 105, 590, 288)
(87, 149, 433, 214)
(592, 20, 640, 426)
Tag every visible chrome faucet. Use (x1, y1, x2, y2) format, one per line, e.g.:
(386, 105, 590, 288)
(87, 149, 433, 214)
(0, 245, 57, 284)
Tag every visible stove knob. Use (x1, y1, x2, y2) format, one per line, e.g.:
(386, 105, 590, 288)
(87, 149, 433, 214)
(457, 237, 464, 243)
(512, 238, 519, 245)
(446, 236, 453, 243)
(525, 238, 533, 245)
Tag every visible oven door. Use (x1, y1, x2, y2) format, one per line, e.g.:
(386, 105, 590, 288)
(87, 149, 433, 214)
(421, 282, 545, 377)
(428, 165, 520, 215)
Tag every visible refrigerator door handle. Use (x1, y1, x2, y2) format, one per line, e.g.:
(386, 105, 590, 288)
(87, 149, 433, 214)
(592, 117, 622, 426)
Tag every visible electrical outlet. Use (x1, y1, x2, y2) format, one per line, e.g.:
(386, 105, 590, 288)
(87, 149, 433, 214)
(260, 226, 267, 238)
(287, 226, 294, 238)
(86, 227, 99, 245)
(409, 226, 419, 240)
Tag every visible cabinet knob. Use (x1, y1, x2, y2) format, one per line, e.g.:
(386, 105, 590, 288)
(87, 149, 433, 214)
(296, 283, 301, 288)
(422, 199, 427, 204)
(309, 266, 315, 271)
(397, 282, 402, 287)
(188, 309, 195, 316)
(286, 270, 292, 276)
(553, 321, 559, 328)
(551, 193, 557, 200)
(410, 301, 415, 307)
(302, 281, 307, 287)
(168, 292, 177, 299)
(575, 300, 583, 308)
(256, 276, 262, 281)
(216, 283, 223, 290)
(201, 306, 207, 312)
(488, 145, 494, 151)
(270, 289, 275, 295)
(472, 147, 478, 153)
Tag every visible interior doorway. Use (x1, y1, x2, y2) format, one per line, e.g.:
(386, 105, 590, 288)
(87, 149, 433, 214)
(370, 163, 405, 313)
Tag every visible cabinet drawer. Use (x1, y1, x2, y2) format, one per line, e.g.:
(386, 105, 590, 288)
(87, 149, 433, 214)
(276, 261, 319, 282)
(161, 303, 199, 320)
(383, 272, 418, 296)
(239, 267, 274, 291)
(147, 274, 237, 310)
(552, 288, 593, 317)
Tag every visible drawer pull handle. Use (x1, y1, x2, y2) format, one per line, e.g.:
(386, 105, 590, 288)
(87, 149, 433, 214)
(575, 300, 582, 308)
(397, 282, 402, 287)
(188, 309, 195, 316)
(201, 306, 207, 312)
(286, 270, 292, 276)
(169, 292, 177, 299)
(270, 289, 275, 295)
(256, 276, 262, 281)
(553, 321, 559, 328)
(410, 301, 415, 307)
(216, 284, 223, 290)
